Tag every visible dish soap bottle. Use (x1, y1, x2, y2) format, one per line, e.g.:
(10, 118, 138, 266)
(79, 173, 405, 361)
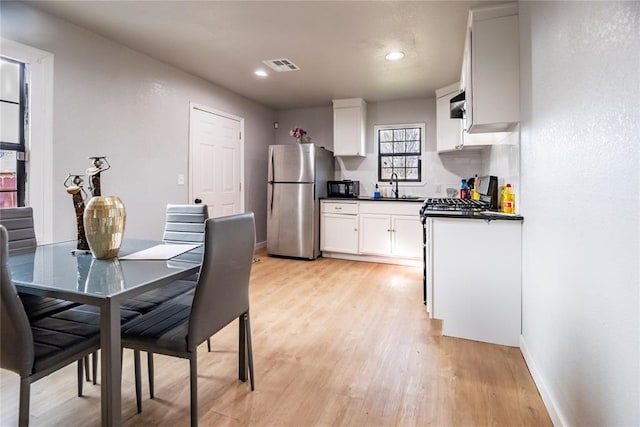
(502, 183, 515, 213)
(374, 184, 381, 199)
(460, 179, 468, 199)
(472, 174, 480, 200)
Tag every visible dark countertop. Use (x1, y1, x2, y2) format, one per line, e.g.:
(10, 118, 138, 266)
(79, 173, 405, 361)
(322, 196, 425, 203)
(425, 210, 524, 221)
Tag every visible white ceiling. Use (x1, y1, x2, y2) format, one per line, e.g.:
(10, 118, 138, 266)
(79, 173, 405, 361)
(24, 0, 505, 110)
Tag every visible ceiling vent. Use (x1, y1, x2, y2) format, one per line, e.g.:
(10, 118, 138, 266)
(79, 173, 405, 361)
(262, 58, 300, 72)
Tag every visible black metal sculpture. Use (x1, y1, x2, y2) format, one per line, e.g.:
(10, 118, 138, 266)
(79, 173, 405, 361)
(63, 173, 89, 251)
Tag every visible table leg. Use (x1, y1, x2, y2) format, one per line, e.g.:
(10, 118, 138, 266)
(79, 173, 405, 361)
(100, 299, 122, 426)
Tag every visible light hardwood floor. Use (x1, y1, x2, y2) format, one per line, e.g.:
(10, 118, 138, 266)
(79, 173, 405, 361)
(1, 250, 551, 426)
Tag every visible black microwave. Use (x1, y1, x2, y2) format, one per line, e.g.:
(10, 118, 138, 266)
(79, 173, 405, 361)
(327, 180, 360, 198)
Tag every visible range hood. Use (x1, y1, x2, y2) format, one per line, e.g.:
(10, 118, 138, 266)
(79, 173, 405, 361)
(449, 91, 465, 119)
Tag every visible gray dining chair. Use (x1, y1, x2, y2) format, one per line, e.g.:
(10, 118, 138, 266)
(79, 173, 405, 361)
(0, 225, 102, 427)
(162, 203, 208, 244)
(0, 207, 90, 379)
(0, 208, 77, 318)
(121, 213, 256, 425)
(115, 204, 209, 397)
(0, 207, 37, 253)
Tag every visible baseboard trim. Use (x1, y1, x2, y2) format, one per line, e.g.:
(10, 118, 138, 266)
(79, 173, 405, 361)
(321, 251, 422, 267)
(520, 335, 566, 427)
(255, 240, 266, 249)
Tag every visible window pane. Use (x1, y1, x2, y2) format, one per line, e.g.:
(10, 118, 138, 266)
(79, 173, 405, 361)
(393, 157, 405, 167)
(380, 130, 393, 142)
(406, 128, 420, 141)
(406, 155, 419, 167)
(405, 141, 420, 153)
(0, 60, 20, 103)
(380, 156, 393, 168)
(381, 168, 393, 180)
(0, 102, 20, 143)
(0, 150, 17, 208)
(380, 142, 393, 154)
(395, 169, 406, 179)
(0, 150, 17, 176)
(393, 129, 405, 141)
(393, 141, 405, 153)
(406, 168, 419, 180)
(0, 192, 17, 208)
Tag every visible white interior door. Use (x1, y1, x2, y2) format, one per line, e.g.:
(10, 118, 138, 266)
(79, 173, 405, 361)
(189, 105, 244, 218)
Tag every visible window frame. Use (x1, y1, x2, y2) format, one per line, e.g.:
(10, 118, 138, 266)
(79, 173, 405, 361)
(2, 38, 55, 244)
(375, 123, 425, 184)
(0, 57, 27, 207)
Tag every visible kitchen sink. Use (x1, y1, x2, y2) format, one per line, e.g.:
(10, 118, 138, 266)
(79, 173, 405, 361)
(357, 196, 423, 202)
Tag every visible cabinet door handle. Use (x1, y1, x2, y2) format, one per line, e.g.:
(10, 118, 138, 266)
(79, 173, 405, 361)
(335, 206, 342, 210)
(387, 229, 391, 232)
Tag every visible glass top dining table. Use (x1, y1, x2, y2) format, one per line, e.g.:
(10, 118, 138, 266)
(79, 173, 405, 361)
(7, 239, 203, 426)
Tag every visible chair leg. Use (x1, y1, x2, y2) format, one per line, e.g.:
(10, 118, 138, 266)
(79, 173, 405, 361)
(18, 377, 30, 427)
(84, 356, 90, 382)
(92, 351, 98, 385)
(207, 338, 211, 352)
(77, 359, 84, 397)
(245, 312, 255, 391)
(134, 350, 142, 414)
(190, 354, 198, 427)
(147, 352, 155, 399)
(238, 315, 247, 382)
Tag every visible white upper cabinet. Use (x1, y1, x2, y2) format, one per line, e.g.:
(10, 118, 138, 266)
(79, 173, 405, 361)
(462, 3, 519, 134)
(332, 98, 366, 157)
(436, 82, 463, 153)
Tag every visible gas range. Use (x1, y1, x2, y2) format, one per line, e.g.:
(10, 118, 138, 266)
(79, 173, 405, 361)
(419, 198, 489, 222)
(423, 198, 489, 210)
(418, 197, 490, 306)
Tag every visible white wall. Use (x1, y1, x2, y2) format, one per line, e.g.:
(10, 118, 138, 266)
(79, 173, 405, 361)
(277, 98, 483, 198)
(275, 106, 333, 150)
(519, 2, 639, 426)
(0, 2, 276, 243)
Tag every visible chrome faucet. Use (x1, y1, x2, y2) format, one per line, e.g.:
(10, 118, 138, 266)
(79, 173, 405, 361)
(390, 172, 399, 199)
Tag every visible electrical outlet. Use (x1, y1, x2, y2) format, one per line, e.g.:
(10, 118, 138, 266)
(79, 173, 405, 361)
(177, 174, 185, 185)
(436, 184, 442, 193)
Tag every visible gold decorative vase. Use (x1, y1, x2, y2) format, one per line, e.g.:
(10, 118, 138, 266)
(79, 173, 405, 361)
(83, 196, 126, 259)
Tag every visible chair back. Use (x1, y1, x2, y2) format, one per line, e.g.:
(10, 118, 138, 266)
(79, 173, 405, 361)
(162, 204, 208, 244)
(0, 207, 37, 254)
(188, 213, 255, 348)
(0, 225, 35, 375)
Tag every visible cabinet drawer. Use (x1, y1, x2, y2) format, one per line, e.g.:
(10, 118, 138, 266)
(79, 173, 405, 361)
(321, 202, 358, 215)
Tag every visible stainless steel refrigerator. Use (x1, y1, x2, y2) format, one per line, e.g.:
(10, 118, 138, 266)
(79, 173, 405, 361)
(267, 144, 334, 259)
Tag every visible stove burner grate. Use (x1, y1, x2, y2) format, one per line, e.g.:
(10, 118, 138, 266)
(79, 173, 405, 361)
(422, 198, 489, 211)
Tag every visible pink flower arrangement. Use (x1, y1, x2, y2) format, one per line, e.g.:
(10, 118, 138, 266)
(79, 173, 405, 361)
(289, 127, 307, 139)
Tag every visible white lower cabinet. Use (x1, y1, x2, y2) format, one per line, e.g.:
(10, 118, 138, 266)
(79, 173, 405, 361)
(428, 217, 522, 346)
(321, 213, 358, 254)
(321, 200, 422, 265)
(358, 214, 392, 255)
(391, 215, 422, 258)
(358, 214, 422, 259)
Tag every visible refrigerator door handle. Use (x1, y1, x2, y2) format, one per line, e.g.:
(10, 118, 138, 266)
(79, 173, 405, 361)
(269, 149, 274, 183)
(270, 183, 274, 214)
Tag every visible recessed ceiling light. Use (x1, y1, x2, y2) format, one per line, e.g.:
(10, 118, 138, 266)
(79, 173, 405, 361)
(385, 51, 405, 61)
(255, 69, 268, 77)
